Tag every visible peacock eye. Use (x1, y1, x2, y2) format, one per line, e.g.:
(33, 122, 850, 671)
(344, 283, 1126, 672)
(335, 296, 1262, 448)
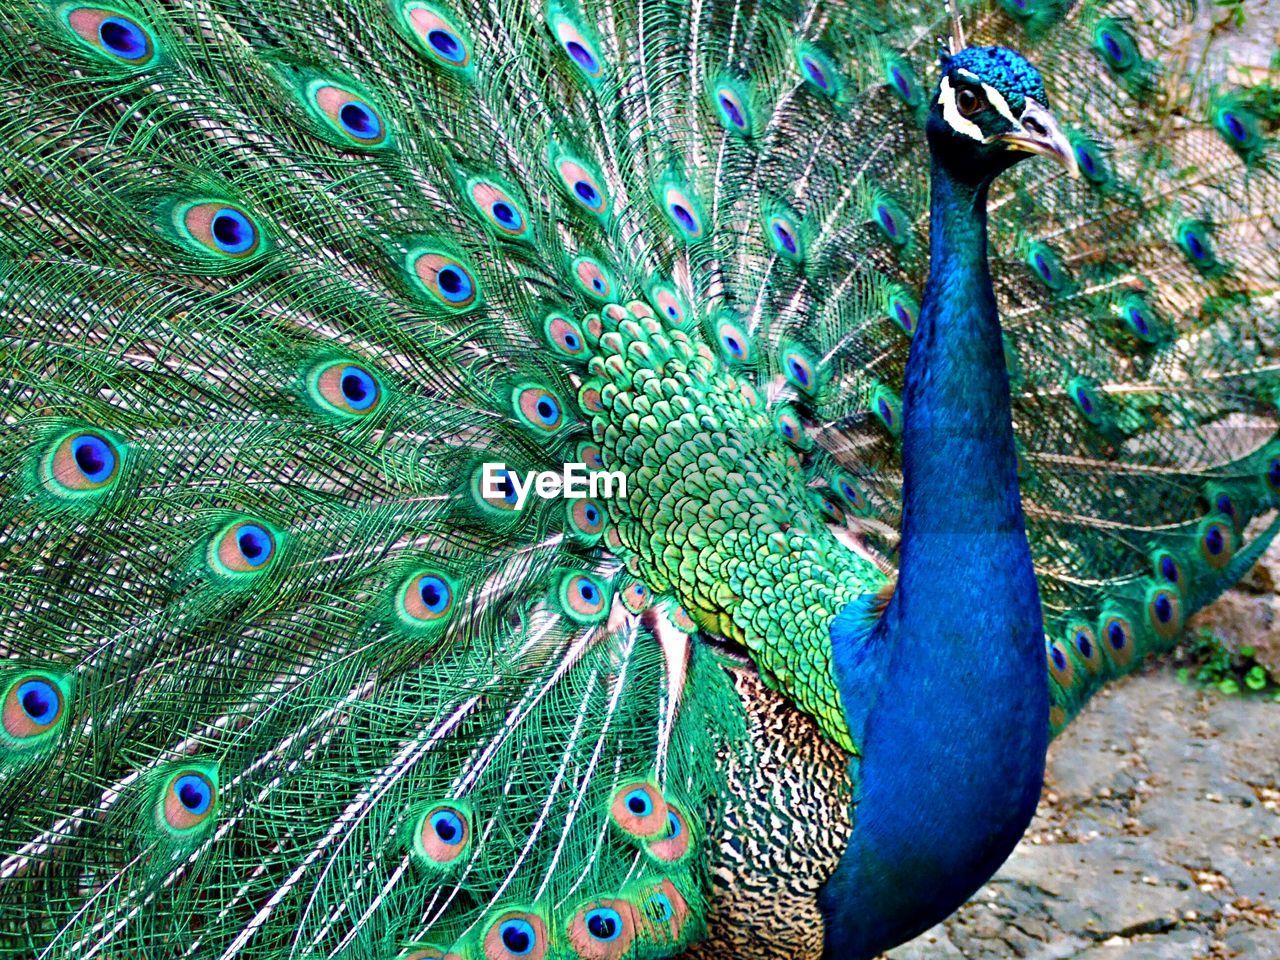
(956, 86, 984, 117)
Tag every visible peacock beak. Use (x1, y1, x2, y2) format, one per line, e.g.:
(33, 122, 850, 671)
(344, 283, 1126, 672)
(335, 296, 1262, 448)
(996, 100, 1079, 178)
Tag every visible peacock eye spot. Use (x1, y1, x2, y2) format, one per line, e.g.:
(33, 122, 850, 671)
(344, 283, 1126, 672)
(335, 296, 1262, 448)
(210, 208, 255, 254)
(430, 809, 463, 844)
(412, 252, 478, 307)
(315, 363, 381, 417)
(802, 57, 828, 89)
(18, 679, 60, 725)
(877, 399, 892, 424)
(499, 472, 517, 502)
(339, 102, 376, 137)
(72, 434, 113, 480)
(211, 520, 276, 576)
(340, 370, 370, 406)
(625, 789, 652, 816)
(178, 782, 204, 811)
(1107, 622, 1126, 649)
(585, 908, 622, 941)
(437, 267, 462, 295)
(499, 919, 535, 954)
(773, 223, 797, 254)
(99, 16, 147, 58)
(1051, 645, 1068, 671)
(428, 29, 458, 57)
(1268, 457, 1280, 488)
(1178, 223, 1214, 265)
(1154, 594, 1173, 623)
(212, 214, 241, 246)
(719, 94, 745, 127)
(956, 85, 984, 116)
(1160, 556, 1179, 583)
(20, 687, 49, 721)
(1076, 145, 1097, 175)
(574, 181, 599, 204)
(173, 773, 213, 814)
(418, 576, 450, 612)
(238, 527, 268, 563)
(492, 201, 516, 226)
(566, 40, 597, 72)
(645, 893, 674, 923)
(341, 375, 366, 404)
(670, 203, 696, 232)
(1075, 631, 1093, 658)
(1033, 253, 1053, 284)
(1204, 525, 1225, 555)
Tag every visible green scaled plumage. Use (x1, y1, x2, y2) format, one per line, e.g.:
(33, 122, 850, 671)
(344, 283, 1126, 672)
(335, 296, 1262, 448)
(0, 0, 1277, 958)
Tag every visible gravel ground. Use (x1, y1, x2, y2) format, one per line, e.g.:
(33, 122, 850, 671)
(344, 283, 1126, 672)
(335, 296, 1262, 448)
(886, 539, 1280, 959)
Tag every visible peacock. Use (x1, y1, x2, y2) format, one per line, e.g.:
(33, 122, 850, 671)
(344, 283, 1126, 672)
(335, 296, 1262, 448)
(1, 0, 1278, 956)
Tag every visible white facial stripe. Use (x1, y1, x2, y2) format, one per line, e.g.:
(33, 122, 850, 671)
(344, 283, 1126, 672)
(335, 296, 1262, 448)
(939, 76, 983, 141)
(982, 82, 1019, 127)
(957, 68, 980, 82)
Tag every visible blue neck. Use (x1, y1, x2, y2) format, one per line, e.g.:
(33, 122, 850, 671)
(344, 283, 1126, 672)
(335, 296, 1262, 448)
(819, 160, 1049, 959)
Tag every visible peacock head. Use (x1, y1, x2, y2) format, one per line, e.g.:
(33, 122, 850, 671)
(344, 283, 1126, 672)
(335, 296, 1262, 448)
(927, 46, 1078, 184)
